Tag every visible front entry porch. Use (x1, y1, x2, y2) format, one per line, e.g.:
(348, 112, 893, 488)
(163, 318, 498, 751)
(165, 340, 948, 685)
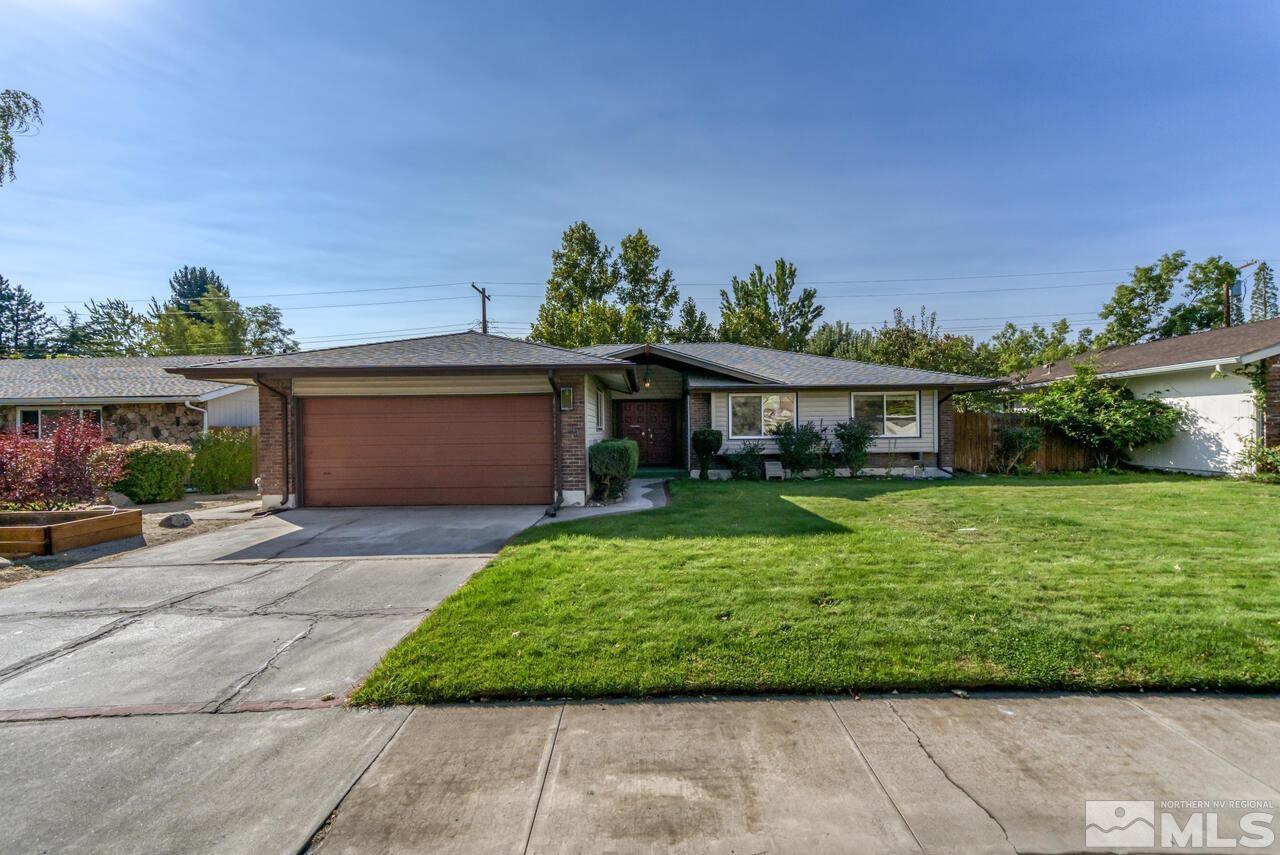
(618, 399, 679, 467)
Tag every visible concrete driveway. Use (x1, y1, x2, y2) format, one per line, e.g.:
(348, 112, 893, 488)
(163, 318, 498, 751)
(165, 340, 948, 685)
(0, 505, 543, 853)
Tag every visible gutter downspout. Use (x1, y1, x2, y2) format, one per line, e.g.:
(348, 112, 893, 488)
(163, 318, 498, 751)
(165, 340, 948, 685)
(547, 371, 563, 515)
(257, 376, 291, 509)
(182, 399, 209, 435)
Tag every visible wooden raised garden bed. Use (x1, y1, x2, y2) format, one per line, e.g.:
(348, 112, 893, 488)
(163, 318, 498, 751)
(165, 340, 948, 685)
(0, 509, 144, 558)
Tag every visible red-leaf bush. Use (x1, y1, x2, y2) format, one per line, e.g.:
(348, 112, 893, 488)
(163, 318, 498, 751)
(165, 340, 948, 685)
(0, 416, 124, 510)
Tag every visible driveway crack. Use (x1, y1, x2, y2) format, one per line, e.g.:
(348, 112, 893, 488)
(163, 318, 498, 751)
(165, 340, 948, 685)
(828, 700, 925, 854)
(208, 617, 321, 712)
(884, 699, 1016, 851)
(522, 702, 565, 855)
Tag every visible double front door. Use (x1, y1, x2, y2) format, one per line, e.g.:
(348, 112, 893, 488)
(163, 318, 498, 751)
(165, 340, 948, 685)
(620, 400, 677, 467)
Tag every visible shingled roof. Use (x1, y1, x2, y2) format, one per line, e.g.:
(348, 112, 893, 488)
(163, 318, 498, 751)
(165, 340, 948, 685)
(172, 331, 636, 379)
(1017, 316, 1280, 385)
(0, 356, 240, 403)
(578, 342, 1000, 389)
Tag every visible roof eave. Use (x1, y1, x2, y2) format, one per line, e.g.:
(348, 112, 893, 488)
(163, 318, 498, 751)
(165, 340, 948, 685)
(168, 362, 631, 381)
(687, 380, 1005, 392)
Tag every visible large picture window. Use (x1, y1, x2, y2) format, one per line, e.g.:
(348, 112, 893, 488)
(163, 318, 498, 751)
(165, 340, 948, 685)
(729, 393, 795, 438)
(17, 408, 103, 438)
(851, 392, 920, 438)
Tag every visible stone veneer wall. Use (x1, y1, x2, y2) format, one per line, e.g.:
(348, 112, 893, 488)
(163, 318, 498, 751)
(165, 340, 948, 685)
(1, 403, 203, 444)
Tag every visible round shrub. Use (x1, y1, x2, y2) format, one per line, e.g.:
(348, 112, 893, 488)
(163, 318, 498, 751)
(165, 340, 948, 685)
(114, 441, 193, 504)
(589, 438, 639, 500)
(691, 429, 723, 480)
(190, 429, 256, 493)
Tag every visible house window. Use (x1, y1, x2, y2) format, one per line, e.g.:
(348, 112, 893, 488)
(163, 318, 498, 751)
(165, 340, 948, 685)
(559, 386, 574, 411)
(729, 393, 795, 438)
(851, 392, 920, 438)
(17, 408, 103, 439)
(595, 389, 605, 429)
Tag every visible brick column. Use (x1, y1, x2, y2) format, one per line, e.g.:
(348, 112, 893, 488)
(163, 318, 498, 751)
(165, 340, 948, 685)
(938, 394, 955, 471)
(257, 377, 295, 508)
(689, 392, 711, 430)
(557, 374, 587, 505)
(1267, 357, 1280, 448)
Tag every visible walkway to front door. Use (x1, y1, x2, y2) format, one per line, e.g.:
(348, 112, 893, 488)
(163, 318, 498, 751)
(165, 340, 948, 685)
(620, 400, 677, 467)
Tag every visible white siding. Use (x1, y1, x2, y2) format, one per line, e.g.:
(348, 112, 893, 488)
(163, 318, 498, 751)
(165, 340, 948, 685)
(206, 387, 259, 428)
(1124, 368, 1258, 475)
(711, 389, 937, 454)
(585, 375, 613, 445)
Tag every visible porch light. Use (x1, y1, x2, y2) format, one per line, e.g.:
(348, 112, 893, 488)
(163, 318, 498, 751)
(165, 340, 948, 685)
(642, 365, 652, 389)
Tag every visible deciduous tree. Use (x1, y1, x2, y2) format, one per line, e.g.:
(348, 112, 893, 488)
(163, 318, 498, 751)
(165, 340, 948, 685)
(718, 259, 822, 351)
(0, 90, 43, 186)
(529, 221, 626, 348)
(669, 297, 714, 343)
(616, 229, 679, 342)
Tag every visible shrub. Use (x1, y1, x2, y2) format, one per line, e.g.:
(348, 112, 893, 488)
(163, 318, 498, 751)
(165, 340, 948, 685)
(113, 441, 193, 504)
(726, 441, 764, 480)
(769, 421, 824, 476)
(691, 429, 723, 480)
(0, 416, 123, 510)
(1026, 366, 1183, 469)
(831, 419, 877, 475)
(993, 425, 1043, 475)
(1235, 437, 1280, 477)
(190, 429, 256, 493)
(589, 438, 639, 501)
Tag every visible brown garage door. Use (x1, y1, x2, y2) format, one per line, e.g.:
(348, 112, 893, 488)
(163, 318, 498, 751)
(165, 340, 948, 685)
(300, 395, 553, 507)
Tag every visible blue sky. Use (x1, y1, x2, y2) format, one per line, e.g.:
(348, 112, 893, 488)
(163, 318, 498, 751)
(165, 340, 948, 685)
(2, 1, 1277, 348)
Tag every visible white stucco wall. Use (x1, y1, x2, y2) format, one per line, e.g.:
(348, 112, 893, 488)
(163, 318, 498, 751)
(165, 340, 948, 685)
(206, 387, 260, 427)
(1124, 368, 1259, 475)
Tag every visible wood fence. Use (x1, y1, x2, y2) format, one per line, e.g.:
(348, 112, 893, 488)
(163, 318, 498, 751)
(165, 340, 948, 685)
(953, 411, 1094, 473)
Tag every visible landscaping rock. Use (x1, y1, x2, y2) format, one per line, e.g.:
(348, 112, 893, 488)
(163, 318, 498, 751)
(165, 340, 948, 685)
(0, 557, 11, 567)
(159, 512, 194, 529)
(107, 491, 136, 508)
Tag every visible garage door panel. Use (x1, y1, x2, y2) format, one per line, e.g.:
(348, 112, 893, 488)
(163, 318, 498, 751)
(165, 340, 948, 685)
(301, 395, 554, 506)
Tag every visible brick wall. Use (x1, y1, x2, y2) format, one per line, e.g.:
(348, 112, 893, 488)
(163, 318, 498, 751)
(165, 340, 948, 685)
(557, 374, 587, 493)
(938, 395, 955, 470)
(1267, 357, 1280, 448)
(689, 392, 711, 431)
(257, 378, 294, 500)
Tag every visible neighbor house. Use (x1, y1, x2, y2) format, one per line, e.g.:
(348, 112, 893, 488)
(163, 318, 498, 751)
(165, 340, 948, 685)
(0, 356, 259, 442)
(169, 332, 998, 510)
(1015, 317, 1280, 474)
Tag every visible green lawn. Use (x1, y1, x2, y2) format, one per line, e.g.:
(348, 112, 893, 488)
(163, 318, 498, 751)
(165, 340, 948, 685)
(353, 474, 1280, 704)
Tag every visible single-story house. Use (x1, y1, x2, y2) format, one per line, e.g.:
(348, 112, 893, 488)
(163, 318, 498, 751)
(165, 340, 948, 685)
(0, 356, 259, 442)
(169, 332, 998, 510)
(1014, 317, 1280, 475)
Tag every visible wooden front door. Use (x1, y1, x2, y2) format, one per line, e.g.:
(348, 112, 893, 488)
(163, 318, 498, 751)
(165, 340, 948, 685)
(620, 400, 677, 466)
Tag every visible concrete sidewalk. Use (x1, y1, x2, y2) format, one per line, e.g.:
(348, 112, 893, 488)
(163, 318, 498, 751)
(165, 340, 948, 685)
(311, 693, 1280, 855)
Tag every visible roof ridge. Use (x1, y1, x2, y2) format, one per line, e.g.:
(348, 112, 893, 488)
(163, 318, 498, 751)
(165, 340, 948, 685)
(680, 340, 997, 382)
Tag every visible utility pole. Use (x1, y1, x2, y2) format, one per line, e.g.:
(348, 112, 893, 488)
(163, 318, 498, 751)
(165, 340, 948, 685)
(1229, 261, 1259, 328)
(471, 282, 491, 334)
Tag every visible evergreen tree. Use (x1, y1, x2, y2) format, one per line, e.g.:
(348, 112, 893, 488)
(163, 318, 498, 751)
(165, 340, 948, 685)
(669, 297, 714, 343)
(717, 258, 822, 351)
(167, 266, 227, 320)
(0, 274, 55, 356)
(149, 267, 296, 356)
(1250, 262, 1277, 321)
(529, 221, 625, 348)
(616, 229, 679, 342)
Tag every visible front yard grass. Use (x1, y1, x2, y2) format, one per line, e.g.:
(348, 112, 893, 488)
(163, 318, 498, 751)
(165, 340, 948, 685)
(353, 474, 1280, 704)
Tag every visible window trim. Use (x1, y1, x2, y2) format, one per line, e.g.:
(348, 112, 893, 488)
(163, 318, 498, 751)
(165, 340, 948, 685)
(594, 388, 605, 430)
(559, 386, 574, 411)
(850, 391, 922, 439)
(17, 407, 104, 439)
(727, 392, 797, 439)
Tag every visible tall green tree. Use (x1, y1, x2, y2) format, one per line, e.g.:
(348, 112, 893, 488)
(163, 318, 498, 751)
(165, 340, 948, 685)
(1159, 255, 1239, 336)
(1097, 252, 1186, 346)
(718, 259, 822, 351)
(167, 266, 227, 320)
(616, 229, 679, 342)
(529, 221, 626, 348)
(1250, 261, 1277, 322)
(63, 299, 152, 356)
(149, 285, 297, 356)
(0, 274, 55, 356)
(0, 90, 43, 186)
(669, 297, 714, 343)
(981, 318, 1093, 378)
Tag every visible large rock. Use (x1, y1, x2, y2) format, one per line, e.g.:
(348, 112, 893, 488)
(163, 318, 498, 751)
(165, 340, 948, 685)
(106, 491, 136, 508)
(159, 513, 194, 529)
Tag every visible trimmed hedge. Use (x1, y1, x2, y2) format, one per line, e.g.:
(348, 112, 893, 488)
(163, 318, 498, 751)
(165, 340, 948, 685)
(589, 438, 639, 500)
(191, 429, 256, 493)
(691, 429, 722, 480)
(113, 441, 193, 504)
